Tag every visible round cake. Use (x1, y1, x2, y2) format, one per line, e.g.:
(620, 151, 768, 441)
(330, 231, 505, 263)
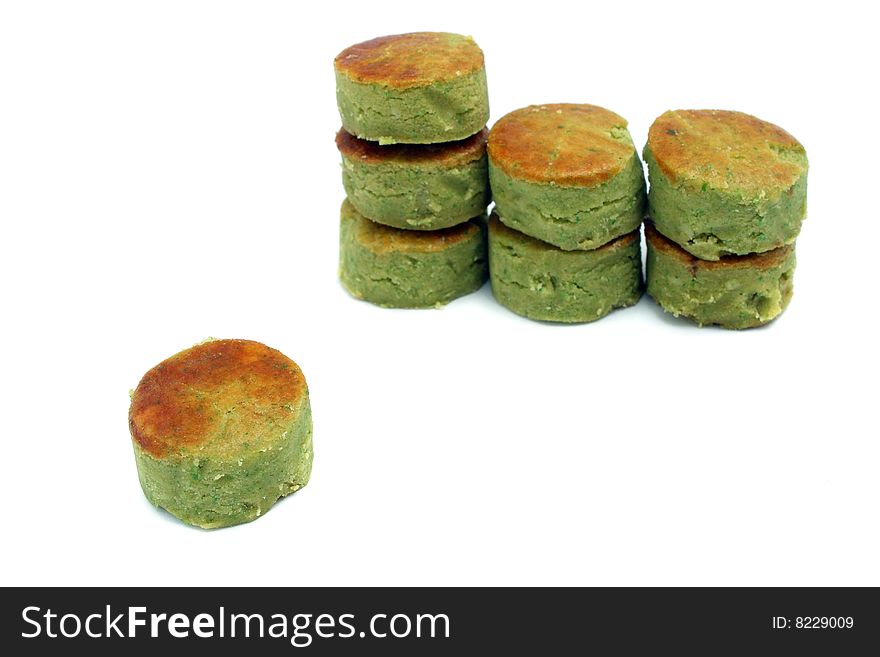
(488, 103, 646, 251)
(645, 221, 796, 329)
(336, 127, 490, 230)
(339, 200, 487, 308)
(645, 109, 808, 260)
(128, 339, 313, 528)
(488, 213, 642, 323)
(334, 32, 489, 144)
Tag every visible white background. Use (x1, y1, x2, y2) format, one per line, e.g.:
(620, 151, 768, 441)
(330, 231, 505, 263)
(1, 0, 877, 586)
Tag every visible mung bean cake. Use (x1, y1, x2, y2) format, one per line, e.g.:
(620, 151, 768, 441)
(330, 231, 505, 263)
(128, 339, 313, 529)
(644, 109, 808, 260)
(334, 32, 489, 145)
(339, 200, 487, 308)
(488, 213, 642, 323)
(488, 103, 645, 251)
(645, 221, 795, 329)
(337, 128, 489, 230)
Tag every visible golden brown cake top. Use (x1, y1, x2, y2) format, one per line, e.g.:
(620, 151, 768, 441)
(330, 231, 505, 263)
(343, 200, 481, 254)
(334, 32, 485, 90)
(646, 109, 807, 194)
(488, 212, 638, 251)
(645, 221, 793, 271)
(336, 128, 487, 166)
(488, 104, 635, 186)
(129, 339, 307, 458)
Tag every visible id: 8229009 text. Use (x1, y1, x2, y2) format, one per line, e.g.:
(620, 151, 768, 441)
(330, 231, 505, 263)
(772, 616, 854, 630)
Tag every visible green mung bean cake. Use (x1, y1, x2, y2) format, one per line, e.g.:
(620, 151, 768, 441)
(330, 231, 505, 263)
(128, 339, 313, 529)
(645, 109, 808, 260)
(488, 213, 642, 323)
(336, 127, 490, 230)
(334, 32, 489, 145)
(645, 222, 795, 329)
(488, 103, 646, 251)
(339, 200, 487, 308)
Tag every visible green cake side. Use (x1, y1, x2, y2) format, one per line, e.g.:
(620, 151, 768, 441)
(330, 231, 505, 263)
(645, 222, 796, 329)
(133, 395, 313, 529)
(644, 147, 807, 260)
(335, 69, 489, 145)
(488, 214, 642, 323)
(489, 153, 646, 251)
(339, 200, 488, 308)
(337, 130, 490, 229)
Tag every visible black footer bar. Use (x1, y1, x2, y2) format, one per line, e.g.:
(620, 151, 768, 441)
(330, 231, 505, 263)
(2, 587, 877, 653)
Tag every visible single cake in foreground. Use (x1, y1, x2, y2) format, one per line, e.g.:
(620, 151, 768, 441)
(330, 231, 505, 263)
(334, 32, 490, 144)
(645, 222, 795, 329)
(488, 213, 642, 323)
(339, 200, 487, 308)
(488, 103, 645, 251)
(645, 109, 808, 260)
(337, 128, 490, 230)
(128, 339, 313, 529)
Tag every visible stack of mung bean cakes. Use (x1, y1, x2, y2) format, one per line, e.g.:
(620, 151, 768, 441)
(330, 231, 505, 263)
(487, 104, 646, 323)
(643, 110, 808, 328)
(334, 32, 491, 308)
